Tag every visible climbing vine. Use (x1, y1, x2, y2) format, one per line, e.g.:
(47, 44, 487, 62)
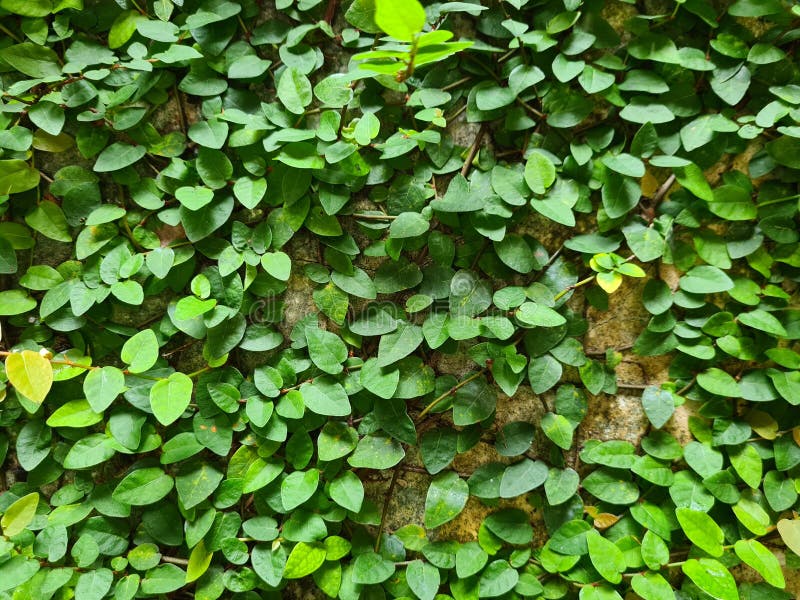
(1, 0, 800, 599)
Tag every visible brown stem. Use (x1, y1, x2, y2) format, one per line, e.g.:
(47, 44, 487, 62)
(461, 124, 487, 178)
(375, 466, 401, 552)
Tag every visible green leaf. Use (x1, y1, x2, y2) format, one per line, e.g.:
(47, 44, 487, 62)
(681, 559, 739, 600)
(730, 443, 762, 488)
(528, 354, 562, 394)
(348, 433, 404, 469)
(75, 568, 113, 600)
(541, 412, 573, 450)
(25, 201, 71, 242)
(377, 322, 424, 367)
(544, 467, 579, 505)
(305, 323, 347, 375)
(63, 434, 116, 469)
(586, 530, 626, 584)
(140, 564, 186, 595)
(641, 386, 674, 429)
(261, 251, 292, 281)
(406, 560, 440, 600)
(1, 492, 38, 537)
(630, 572, 674, 600)
(602, 172, 640, 218)
(778, 518, 800, 557)
(425, 471, 469, 529)
(176, 461, 224, 509)
(5, 350, 53, 404)
(113, 468, 174, 506)
(93, 142, 146, 172)
(277, 68, 313, 115)
(329, 470, 364, 512)
(352, 552, 395, 584)
(281, 469, 320, 510)
(676, 507, 724, 557)
(0, 42, 60, 78)
(582, 468, 640, 505)
(478, 560, 518, 598)
(374, 0, 426, 41)
(483, 508, 532, 544)
(766, 135, 800, 169)
(317, 422, 358, 462)
(449, 270, 492, 317)
(301, 377, 351, 416)
(697, 368, 740, 397)
(389, 212, 429, 239)
(453, 376, 496, 426)
(738, 309, 787, 337)
(499, 458, 548, 497)
(679, 266, 734, 294)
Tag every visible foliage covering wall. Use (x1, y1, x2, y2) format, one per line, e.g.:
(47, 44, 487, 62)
(1, 0, 800, 598)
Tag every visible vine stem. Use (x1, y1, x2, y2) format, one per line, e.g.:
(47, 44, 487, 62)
(461, 124, 487, 178)
(652, 173, 676, 203)
(351, 213, 397, 221)
(441, 76, 472, 92)
(0, 22, 21, 43)
(553, 275, 596, 302)
(416, 369, 485, 422)
(676, 374, 697, 396)
(375, 466, 401, 552)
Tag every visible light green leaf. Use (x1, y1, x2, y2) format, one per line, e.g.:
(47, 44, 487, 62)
(277, 68, 313, 115)
(283, 542, 326, 579)
(524, 152, 556, 195)
(676, 507, 724, 557)
(586, 530, 626, 584)
(150, 372, 193, 426)
(83, 366, 126, 412)
(681, 558, 739, 600)
(261, 251, 292, 281)
(1, 492, 39, 537)
(120, 329, 159, 373)
(734, 539, 785, 588)
(374, 0, 426, 41)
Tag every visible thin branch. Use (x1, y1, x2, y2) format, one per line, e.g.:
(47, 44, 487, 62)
(375, 466, 401, 552)
(416, 369, 485, 422)
(653, 173, 676, 203)
(461, 124, 487, 178)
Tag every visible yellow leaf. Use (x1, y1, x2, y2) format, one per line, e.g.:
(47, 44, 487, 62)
(5, 350, 53, 404)
(186, 540, 213, 583)
(777, 518, 800, 557)
(1, 492, 39, 537)
(746, 409, 778, 440)
(596, 271, 623, 294)
(641, 170, 659, 197)
(594, 513, 620, 529)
